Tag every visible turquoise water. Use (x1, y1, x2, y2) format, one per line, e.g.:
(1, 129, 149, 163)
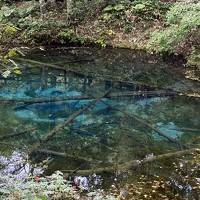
(0, 63, 199, 161)
(0, 48, 200, 196)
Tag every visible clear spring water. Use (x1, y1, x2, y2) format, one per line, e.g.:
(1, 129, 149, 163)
(0, 47, 200, 195)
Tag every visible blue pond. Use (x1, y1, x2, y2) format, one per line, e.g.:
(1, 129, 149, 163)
(0, 83, 181, 137)
(0, 48, 200, 187)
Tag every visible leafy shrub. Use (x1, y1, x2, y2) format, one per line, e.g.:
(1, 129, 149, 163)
(0, 5, 15, 21)
(147, 2, 200, 52)
(58, 28, 75, 42)
(130, 0, 170, 20)
(101, 0, 170, 31)
(0, 2, 38, 22)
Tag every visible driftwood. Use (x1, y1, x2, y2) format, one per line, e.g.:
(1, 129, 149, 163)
(0, 127, 36, 140)
(63, 148, 200, 176)
(0, 90, 177, 104)
(36, 149, 100, 163)
(28, 89, 111, 155)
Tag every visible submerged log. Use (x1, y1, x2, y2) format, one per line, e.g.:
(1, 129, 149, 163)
(0, 90, 177, 104)
(85, 94, 183, 147)
(13, 57, 155, 88)
(120, 109, 182, 146)
(36, 149, 99, 163)
(14, 57, 66, 71)
(0, 127, 36, 140)
(0, 95, 90, 104)
(63, 148, 200, 176)
(28, 89, 111, 155)
(10, 57, 200, 98)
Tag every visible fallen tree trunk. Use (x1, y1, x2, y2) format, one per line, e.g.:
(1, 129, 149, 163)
(36, 149, 99, 163)
(63, 148, 200, 176)
(0, 127, 36, 140)
(14, 57, 93, 67)
(119, 109, 181, 145)
(13, 57, 154, 88)
(14, 57, 67, 71)
(0, 90, 177, 104)
(10, 58, 200, 98)
(28, 89, 111, 155)
(109, 90, 177, 98)
(85, 93, 182, 147)
(0, 95, 90, 104)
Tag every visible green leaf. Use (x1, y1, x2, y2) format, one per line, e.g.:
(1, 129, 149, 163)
(4, 26, 17, 33)
(1, 6, 14, 17)
(13, 69, 22, 75)
(7, 49, 17, 58)
(114, 4, 125, 11)
(39, 195, 48, 200)
(134, 4, 146, 10)
(103, 5, 114, 12)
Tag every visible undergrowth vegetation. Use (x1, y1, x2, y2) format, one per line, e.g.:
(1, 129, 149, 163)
(147, 2, 200, 66)
(0, 0, 199, 65)
(0, 171, 116, 200)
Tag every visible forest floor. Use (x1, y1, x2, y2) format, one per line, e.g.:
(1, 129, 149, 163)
(0, 0, 199, 68)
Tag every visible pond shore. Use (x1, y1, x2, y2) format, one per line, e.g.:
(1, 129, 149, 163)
(0, 1, 199, 68)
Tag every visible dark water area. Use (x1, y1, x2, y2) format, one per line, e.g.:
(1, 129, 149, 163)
(0, 47, 200, 198)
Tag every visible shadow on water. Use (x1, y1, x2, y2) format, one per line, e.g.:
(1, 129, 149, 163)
(0, 47, 200, 198)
